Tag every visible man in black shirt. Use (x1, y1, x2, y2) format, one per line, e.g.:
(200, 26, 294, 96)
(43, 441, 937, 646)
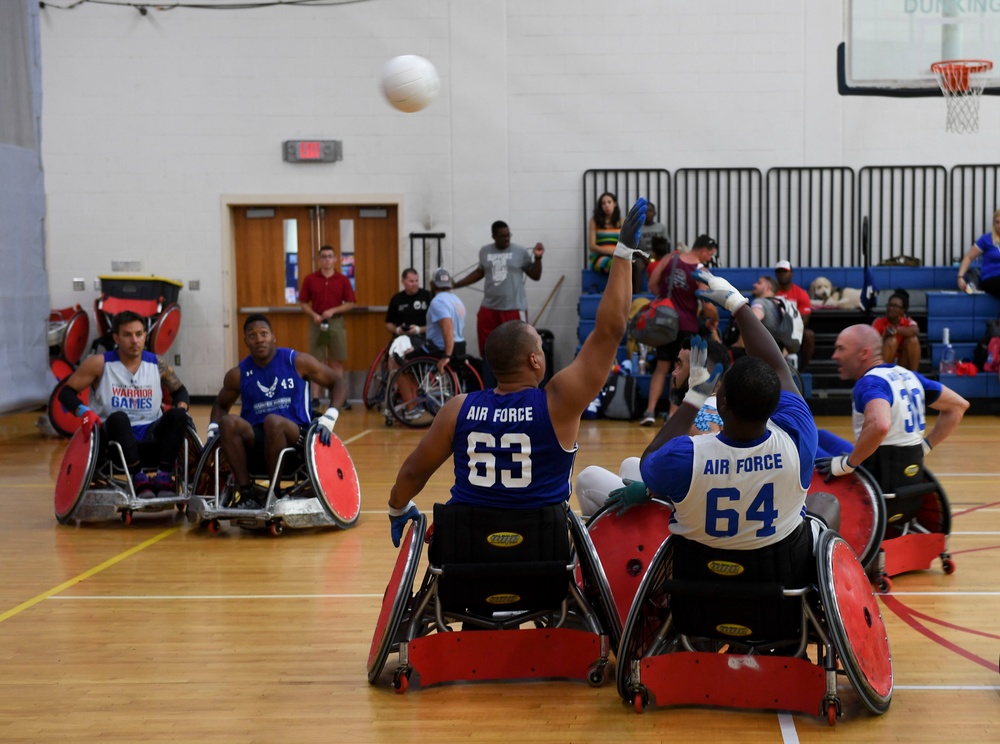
(385, 268, 432, 339)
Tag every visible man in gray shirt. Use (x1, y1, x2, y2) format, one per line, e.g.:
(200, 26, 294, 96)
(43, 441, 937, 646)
(454, 220, 544, 365)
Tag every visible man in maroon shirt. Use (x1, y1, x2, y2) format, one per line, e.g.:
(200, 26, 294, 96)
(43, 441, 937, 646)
(774, 260, 814, 370)
(299, 245, 354, 409)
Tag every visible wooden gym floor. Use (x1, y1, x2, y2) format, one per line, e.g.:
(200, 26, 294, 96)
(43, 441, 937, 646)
(1, 405, 998, 743)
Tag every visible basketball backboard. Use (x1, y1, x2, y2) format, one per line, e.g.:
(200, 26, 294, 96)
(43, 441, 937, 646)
(841, 0, 1000, 96)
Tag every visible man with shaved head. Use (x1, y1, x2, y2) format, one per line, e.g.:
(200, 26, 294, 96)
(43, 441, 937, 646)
(816, 323, 968, 496)
(385, 199, 650, 546)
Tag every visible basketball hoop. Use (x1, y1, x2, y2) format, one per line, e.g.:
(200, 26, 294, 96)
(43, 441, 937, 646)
(931, 60, 992, 133)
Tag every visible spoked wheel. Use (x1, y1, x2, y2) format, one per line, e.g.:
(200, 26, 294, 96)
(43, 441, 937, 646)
(363, 348, 389, 410)
(387, 357, 459, 428)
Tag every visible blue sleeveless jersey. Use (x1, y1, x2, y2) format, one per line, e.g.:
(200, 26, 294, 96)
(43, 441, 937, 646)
(450, 387, 578, 508)
(238, 348, 311, 427)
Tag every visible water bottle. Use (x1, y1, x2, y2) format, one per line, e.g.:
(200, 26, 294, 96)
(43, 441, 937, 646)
(940, 327, 956, 375)
(630, 351, 639, 375)
(637, 344, 648, 375)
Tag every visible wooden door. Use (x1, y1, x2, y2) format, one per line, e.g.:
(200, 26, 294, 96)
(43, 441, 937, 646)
(318, 205, 399, 372)
(231, 203, 399, 376)
(231, 205, 314, 360)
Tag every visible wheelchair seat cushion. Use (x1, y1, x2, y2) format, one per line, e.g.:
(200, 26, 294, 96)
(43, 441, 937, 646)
(429, 502, 571, 616)
(669, 521, 814, 643)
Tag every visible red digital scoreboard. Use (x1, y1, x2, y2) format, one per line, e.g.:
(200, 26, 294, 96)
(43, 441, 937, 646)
(283, 140, 342, 163)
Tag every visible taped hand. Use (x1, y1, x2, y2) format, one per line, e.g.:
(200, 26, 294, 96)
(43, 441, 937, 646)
(604, 479, 651, 516)
(815, 455, 856, 481)
(921, 438, 932, 456)
(682, 335, 724, 410)
(316, 407, 339, 447)
(693, 268, 749, 314)
(388, 501, 420, 547)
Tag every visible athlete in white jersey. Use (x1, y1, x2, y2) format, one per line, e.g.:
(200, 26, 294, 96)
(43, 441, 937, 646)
(816, 324, 968, 494)
(60, 310, 191, 496)
(607, 269, 839, 552)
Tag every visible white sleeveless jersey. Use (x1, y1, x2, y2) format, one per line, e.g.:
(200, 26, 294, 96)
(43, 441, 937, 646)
(851, 365, 925, 448)
(669, 422, 807, 549)
(91, 350, 163, 426)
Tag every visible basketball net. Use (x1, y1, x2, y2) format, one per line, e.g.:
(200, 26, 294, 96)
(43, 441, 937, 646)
(931, 60, 992, 133)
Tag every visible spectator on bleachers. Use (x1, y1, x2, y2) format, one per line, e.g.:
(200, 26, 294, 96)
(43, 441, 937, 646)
(872, 289, 921, 371)
(957, 208, 1000, 298)
(639, 234, 719, 426)
(587, 192, 622, 274)
(725, 275, 783, 358)
(775, 260, 815, 369)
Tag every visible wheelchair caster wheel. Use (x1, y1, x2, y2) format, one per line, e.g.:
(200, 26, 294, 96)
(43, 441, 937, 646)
(269, 522, 284, 537)
(207, 519, 222, 535)
(827, 701, 838, 726)
(876, 574, 892, 593)
(587, 664, 606, 687)
(121, 510, 132, 526)
(392, 669, 409, 694)
(176, 502, 186, 513)
(942, 555, 956, 575)
(630, 686, 648, 713)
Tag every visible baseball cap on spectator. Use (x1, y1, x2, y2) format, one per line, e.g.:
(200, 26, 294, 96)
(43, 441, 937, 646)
(775, 260, 792, 271)
(692, 235, 718, 250)
(431, 267, 453, 288)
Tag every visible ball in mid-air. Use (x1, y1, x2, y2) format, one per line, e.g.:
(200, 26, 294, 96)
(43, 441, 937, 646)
(381, 55, 440, 113)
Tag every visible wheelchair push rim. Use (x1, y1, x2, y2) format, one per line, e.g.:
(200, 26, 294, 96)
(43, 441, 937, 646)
(305, 427, 361, 528)
(811, 465, 885, 570)
(367, 515, 426, 684)
(816, 531, 893, 715)
(54, 426, 100, 523)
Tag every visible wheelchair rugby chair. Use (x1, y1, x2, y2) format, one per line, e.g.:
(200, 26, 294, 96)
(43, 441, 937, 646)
(54, 417, 202, 526)
(368, 502, 614, 692)
(187, 421, 360, 536)
(615, 524, 893, 725)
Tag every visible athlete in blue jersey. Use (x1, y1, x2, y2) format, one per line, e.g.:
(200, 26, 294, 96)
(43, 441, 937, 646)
(386, 199, 651, 546)
(609, 269, 839, 551)
(816, 324, 968, 495)
(209, 314, 343, 508)
(59, 310, 191, 496)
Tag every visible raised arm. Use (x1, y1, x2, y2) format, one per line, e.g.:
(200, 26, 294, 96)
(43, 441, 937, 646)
(696, 268, 796, 393)
(524, 244, 543, 280)
(546, 199, 646, 444)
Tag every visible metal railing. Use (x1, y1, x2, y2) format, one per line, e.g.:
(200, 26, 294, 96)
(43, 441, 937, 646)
(673, 168, 762, 268)
(765, 167, 855, 269)
(858, 166, 948, 266)
(582, 169, 670, 255)
(950, 164, 1000, 261)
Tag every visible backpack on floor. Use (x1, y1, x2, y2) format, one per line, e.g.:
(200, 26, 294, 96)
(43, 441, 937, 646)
(600, 374, 639, 420)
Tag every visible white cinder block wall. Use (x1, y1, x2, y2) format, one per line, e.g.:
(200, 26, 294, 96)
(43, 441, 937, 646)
(39, 0, 998, 395)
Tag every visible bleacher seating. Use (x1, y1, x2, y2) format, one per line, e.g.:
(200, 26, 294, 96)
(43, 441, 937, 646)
(578, 267, 998, 416)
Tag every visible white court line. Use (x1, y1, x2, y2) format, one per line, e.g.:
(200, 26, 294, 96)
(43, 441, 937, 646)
(48, 593, 383, 600)
(952, 531, 1000, 535)
(878, 591, 1000, 596)
(932, 473, 1000, 477)
(777, 712, 799, 743)
(894, 685, 999, 691)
